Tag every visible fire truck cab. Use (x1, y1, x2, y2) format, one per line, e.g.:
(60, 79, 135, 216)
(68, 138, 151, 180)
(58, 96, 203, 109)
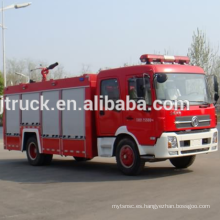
(3, 55, 219, 175)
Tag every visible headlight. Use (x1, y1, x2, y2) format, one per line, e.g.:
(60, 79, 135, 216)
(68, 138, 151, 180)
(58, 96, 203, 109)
(213, 132, 218, 143)
(168, 136, 178, 148)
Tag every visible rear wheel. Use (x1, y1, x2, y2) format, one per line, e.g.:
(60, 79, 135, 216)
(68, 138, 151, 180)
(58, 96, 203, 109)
(170, 155, 196, 169)
(116, 138, 145, 175)
(26, 137, 45, 166)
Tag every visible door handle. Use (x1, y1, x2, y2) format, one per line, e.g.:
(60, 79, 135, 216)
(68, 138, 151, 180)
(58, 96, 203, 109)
(100, 110, 105, 116)
(126, 116, 134, 120)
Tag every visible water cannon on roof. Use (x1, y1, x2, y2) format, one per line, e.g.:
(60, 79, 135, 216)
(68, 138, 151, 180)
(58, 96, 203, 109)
(140, 54, 190, 65)
(31, 62, 59, 82)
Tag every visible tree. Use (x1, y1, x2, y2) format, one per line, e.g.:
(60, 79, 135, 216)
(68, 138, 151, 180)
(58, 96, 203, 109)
(50, 65, 66, 79)
(81, 64, 91, 74)
(188, 28, 220, 99)
(188, 28, 220, 76)
(6, 58, 66, 86)
(0, 72, 3, 125)
(0, 72, 4, 96)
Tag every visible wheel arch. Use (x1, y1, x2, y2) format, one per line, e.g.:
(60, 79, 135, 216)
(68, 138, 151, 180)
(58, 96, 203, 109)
(113, 133, 139, 156)
(113, 126, 143, 156)
(22, 129, 42, 153)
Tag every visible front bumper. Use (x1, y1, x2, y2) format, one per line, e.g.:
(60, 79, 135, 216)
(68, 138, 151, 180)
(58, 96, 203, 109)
(139, 128, 218, 158)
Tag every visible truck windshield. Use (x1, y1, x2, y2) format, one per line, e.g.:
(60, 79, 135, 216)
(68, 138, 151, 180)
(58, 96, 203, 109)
(155, 73, 212, 105)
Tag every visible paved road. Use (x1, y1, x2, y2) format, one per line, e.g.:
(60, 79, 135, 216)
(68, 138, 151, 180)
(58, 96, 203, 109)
(0, 126, 220, 220)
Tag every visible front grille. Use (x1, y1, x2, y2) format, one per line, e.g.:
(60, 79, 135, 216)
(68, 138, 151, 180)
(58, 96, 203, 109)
(181, 148, 209, 154)
(175, 115, 211, 129)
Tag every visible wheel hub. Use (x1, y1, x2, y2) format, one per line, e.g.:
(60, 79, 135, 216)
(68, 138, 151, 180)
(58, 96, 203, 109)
(29, 143, 37, 160)
(120, 145, 134, 168)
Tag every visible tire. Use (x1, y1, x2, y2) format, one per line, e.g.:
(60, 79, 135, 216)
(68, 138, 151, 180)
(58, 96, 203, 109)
(26, 136, 45, 166)
(116, 138, 145, 175)
(74, 157, 91, 162)
(170, 155, 196, 169)
(43, 154, 53, 165)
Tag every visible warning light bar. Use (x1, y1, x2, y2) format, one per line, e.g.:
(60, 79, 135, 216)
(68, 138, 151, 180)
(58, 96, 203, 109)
(140, 54, 190, 65)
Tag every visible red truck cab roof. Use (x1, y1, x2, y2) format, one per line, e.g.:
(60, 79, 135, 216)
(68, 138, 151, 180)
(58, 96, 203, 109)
(98, 64, 205, 79)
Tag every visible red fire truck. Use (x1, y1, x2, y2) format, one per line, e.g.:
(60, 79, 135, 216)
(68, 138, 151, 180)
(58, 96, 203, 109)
(3, 54, 219, 175)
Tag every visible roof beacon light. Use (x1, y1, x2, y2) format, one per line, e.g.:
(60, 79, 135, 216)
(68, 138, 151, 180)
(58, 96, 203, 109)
(164, 55, 175, 62)
(140, 54, 190, 65)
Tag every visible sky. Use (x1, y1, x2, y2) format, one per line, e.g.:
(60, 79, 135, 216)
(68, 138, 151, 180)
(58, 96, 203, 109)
(1, 0, 220, 76)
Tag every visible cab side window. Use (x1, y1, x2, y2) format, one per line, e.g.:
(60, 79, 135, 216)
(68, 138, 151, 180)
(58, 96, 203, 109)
(101, 79, 120, 101)
(128, 77, 152, 105)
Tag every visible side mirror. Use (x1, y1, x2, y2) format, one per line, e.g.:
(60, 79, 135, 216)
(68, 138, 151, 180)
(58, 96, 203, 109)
(214, 75, 219, 102)
(157, 74, 167, 83)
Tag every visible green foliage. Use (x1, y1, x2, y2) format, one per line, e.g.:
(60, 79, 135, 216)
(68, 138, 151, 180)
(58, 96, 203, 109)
(188, 28, 220, 76)
(188, 28, 220, 101)
(0, 72, 4, 96)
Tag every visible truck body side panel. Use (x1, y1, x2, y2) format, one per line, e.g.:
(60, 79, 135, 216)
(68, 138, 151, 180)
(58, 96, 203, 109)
(4, 75, 98, 159)
(42, 90, 60, 137)
(22, 93, 40, 126)
(6, 94, 20, 135)
(62, 88, 85, 138)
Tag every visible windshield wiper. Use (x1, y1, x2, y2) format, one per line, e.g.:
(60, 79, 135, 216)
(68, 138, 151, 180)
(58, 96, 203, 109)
(189, 101, 210, 104)
(189, 101, 211, 108)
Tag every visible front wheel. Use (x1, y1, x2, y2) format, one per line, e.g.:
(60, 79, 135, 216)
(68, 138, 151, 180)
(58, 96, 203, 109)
(116, 138, 145, 175)
(170, 155, 196, 169)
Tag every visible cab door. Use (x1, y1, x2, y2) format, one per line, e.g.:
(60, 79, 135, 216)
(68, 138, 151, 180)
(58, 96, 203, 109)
(124, 75, 155, 146)
(98, 78, 122, 135)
